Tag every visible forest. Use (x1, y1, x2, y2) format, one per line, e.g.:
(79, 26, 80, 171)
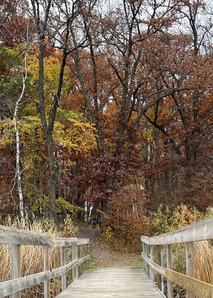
(0, 0, 213, 247)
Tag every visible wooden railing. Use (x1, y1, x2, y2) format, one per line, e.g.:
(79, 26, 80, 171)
(141, 217, 213, 298)
(0, 225, 90, 298)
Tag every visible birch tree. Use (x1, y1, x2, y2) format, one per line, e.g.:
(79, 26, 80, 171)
(13, 43, 29, 222)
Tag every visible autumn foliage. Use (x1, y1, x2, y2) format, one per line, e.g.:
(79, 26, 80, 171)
(0, 0, 213, 242)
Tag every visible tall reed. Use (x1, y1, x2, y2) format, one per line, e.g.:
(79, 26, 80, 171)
(0, 216, 68, 297)
(195, 241, 213, 284)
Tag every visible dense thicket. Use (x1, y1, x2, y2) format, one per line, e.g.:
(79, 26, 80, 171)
(0, 0, 212, 226)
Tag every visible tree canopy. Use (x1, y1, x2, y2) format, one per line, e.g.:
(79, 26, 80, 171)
(0, 0, 213, 223)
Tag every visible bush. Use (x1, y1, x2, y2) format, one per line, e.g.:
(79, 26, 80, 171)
(101, 184, 150, 252)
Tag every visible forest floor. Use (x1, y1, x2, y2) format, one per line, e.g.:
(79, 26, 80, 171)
(76, 226, 143, 268)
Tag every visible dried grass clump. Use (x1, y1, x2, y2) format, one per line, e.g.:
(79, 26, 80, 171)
(195, 241, 213, 284)
(0, 216, 64, 297)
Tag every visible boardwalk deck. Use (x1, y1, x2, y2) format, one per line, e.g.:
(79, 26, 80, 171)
(56, 267, 164, 298)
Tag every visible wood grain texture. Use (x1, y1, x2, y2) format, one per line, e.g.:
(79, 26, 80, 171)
(0, 225, 90, 247)
(165, 268, 213, 298)
(61, 247, 66, 292)
(150, 245, 155, 282)
(141, 252, 165, 276)
(166, 244, 173, 298)
(12, 244, 21, 298)
(156, 246, 162, 290)
(186, 242, 195, 298)
(56, 267, 164, 298)
(141, 252, 213, 298)
(0, 225, 90, 297)
(0, 254, 90, 297)
(141, 217, 213, 245)
(44, 247, 50, 298)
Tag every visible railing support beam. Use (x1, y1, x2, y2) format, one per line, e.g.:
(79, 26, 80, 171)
(142, 242, 147, 274)
(12, 244, 21, 298)
(167, 244, 173, 298)
(156, 245, 161, 290)
(61, 246, 66, 291)
(146, 244, 150, 277)
(72, 244, 78, 280)
(186, 242, 195, 298)
(160, 247, 164, 294)
(150, 245, 155, 282)
(44, 246, 50, 298)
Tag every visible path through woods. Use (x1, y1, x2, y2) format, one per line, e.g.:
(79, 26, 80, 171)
(76, 227, 141, 268)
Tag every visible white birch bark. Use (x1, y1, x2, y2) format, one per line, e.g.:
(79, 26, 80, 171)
(13, 48, 28, 222)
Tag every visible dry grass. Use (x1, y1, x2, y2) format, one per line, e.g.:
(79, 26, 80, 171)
(195, 241, 213, 284)
(194, 207, 213, 284)
(0, 216, 67, 297)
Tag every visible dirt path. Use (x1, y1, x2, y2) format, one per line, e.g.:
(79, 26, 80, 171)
(76, 226, 142, 268)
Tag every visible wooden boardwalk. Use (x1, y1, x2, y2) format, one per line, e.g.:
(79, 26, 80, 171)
(56, 267, 164, 297)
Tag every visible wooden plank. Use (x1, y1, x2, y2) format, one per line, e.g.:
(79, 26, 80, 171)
(147, 244, 150, 277)
(79, 246, 83, 274)
(0, 225, 90, 296)
(141, 252, 213, 298)
(61, 247, 66, 291)
(12, 244, 21, 298)
(166, 244, 173, 298)
(142, 242, 147, 274)
(150, 245, 155, 282)
(78, 254, 90, 266)
(77, 239, 90, 246)
(0, 225, 89, 247)
(160, 247, 164, 294)
(0, 256, 85, 297)
(144, 243, 149, 275)
(44, 247, 50, 298)
(156, 246, 161, 290)
(56, 267, 164, 297)
(72, 245, 77, 281)
(75, 245, 79, 279)
(165, 268, 213, 298)
(141, 252, 165, 276)
(186, 242, 195, 298)
(141, 216, 213, 245)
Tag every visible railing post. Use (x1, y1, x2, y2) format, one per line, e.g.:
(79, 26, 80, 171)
(61, 246, 66, 291)
(72, 243, 78, 280)
(44, 246, 50, 298)
(160, 247, 164, 294)
(150, 245, 155, 282)
(72, 244, 76, 280)
(167, 244, 173, 298)
(12, 244, 21, 298)
(76, 244, 79, 279)
(146, 244, 150, 277)
(156, 245, 161, 290)
(186, 242, 195, 298)
(142, 242, 148, 275)
(86, 244, 90, 268)
(80, 245, 84, 274)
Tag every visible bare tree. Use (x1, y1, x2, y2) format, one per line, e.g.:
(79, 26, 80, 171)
(29, 0, 97, 219)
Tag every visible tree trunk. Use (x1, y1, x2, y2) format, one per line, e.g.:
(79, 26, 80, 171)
(13, 46, 29, 222)
(46, 133, 56, 219)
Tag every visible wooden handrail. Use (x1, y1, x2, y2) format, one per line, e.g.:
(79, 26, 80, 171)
(141, 217, 213, 245)
(0, 225, 90, 298)
(141, 217, 213, 298)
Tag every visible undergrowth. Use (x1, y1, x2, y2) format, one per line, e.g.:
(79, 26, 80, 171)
(102, 204, 213, 284)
